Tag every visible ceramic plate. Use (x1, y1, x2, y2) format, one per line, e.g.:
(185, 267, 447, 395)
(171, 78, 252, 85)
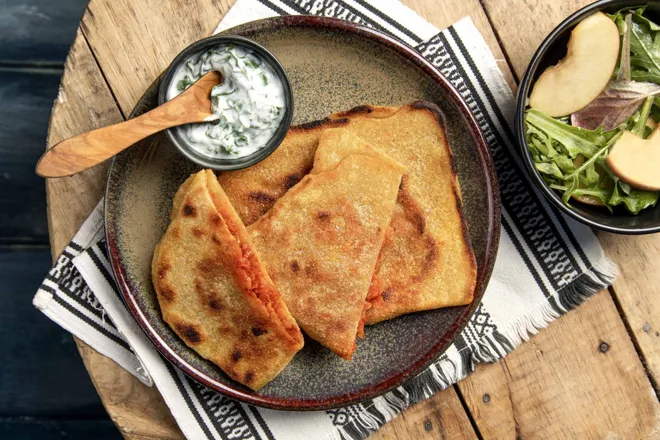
(105, 16, 500, 410)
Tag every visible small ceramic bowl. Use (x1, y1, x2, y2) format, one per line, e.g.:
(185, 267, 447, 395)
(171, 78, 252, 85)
(158, 35, 294, 171)
(515, 0, 660, 234)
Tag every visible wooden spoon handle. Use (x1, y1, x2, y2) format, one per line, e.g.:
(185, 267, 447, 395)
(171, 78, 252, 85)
(36, 94, 209, 178)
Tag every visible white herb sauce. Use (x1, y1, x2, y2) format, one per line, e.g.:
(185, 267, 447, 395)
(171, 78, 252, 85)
(167, 44, 286, 159)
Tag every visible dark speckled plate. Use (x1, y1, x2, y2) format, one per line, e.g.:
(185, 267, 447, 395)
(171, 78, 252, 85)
(105, 16, 500, 410)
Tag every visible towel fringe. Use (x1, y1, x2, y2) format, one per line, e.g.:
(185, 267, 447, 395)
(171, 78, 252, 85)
(337, 259, 617, 440)
(553, 258, 619, 312)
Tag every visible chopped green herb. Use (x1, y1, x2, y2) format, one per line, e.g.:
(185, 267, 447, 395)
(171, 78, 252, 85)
(170, 43, 286, 160)
(177, 75, 194, 91)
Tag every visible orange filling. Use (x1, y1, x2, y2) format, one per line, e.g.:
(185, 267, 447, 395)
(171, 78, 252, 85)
(206, 174, 301, 347)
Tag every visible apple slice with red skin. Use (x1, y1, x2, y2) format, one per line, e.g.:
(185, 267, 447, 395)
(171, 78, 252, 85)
(607, 128, 660, 191)
(529, 12, 620, 117)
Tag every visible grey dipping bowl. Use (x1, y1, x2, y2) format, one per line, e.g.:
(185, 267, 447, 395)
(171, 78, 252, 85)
(158, 34, 294, 171)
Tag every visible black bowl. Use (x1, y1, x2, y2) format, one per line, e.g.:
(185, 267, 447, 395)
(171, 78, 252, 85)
(515, 0, 660, 234)
(158, 35, 294, 171)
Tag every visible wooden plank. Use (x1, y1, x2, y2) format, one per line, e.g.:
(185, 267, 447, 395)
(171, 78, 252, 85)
(371, 388, 478, 440)
(45, 28, 182, 440)
(479, 0, 587, 84)
(457, 0, 660, 436)
(0, 246, 108, 417)
(458, 291, 659, 438)
(45, 28, 120, 255)
(0, 418, 121, 440)
(0, 69, 62, 244)
(599, 232, 660, 386)
(482, 0, 659, 393)
(0, 0, 89, 64)
(80, 0, 235, 115)
(403, 0, 515, 90)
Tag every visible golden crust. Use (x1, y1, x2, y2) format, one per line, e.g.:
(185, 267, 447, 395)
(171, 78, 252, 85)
(152, 170, 303, 390)
(217, 119, 349, 225)
(220, 102, 477, 324)
(248, 134, 404, 359)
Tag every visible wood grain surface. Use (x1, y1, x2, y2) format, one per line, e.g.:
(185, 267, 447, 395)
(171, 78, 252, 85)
(46, 27, 183, 439)
(477, 0, 660, 436)
(45, 0, 660, 438)
(458, 291, 658, 438)
(0, 0, 88, 64)
(0, 69, 62, 243)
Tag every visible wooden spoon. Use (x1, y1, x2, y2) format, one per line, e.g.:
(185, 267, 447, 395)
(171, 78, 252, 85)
(36, 71, 222, 178)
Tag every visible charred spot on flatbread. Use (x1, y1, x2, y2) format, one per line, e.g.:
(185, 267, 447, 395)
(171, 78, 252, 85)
(174, 322, 203, 345)
(151, 170, 304, 391)
(284, 174, 303, 190)
(159, 286, 176, 303)
(247, 131, 404, 360)
(208, 299, 223, 311)
(183, 203, 196, 217)
(251, 327, 267, 336)
(335, 105, 374, 117)
(157, 263, 171, 280)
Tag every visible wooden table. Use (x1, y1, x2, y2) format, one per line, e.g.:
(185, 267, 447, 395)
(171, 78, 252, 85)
(46, 0, 659, 438)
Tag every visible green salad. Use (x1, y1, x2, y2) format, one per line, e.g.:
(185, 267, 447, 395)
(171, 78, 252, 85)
(525, 6, 660, 214)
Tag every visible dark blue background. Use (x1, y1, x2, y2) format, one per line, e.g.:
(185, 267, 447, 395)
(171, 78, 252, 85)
(1, 1, 120, 438)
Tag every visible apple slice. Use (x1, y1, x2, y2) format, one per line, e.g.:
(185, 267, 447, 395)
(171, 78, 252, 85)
(607, 128, 660, 191)
(529, 12, 620, 117)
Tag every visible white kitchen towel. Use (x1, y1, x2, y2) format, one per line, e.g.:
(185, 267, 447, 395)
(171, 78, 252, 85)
(34, 1, 618, 439)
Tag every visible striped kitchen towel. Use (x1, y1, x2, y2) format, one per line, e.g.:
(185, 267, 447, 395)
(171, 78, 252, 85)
(33, 0, 617, 439)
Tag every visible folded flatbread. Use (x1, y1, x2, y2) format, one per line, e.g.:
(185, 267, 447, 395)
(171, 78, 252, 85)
(152, 170, 304, 390)
(219, 102, 477, 325)
(247, 133, 405, 359)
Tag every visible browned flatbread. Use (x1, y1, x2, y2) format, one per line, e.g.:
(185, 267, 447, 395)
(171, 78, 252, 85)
(152, 170, 304, 390)
(247, 134, 405, 359)
(219, 102, 477, 325)
(218, 118, 348, 225)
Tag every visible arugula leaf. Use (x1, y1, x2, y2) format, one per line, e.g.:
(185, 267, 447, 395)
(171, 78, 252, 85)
(631, 95, 655, 136)
(549, 184, 614, 209)
(618, 12, 633, 81)
(579, 162, 601, 186)
(650, 97, 660, 122)
(526, 108, 659, 215)
(526, 109, 609, 158)
(631, 7, 660, 32)
(609, 181, 659, 213)
(535, 162, 564, 179)
(553, 154, 575, 174)
(625, 9, 660, 83)
(562, 176, 580, 205)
